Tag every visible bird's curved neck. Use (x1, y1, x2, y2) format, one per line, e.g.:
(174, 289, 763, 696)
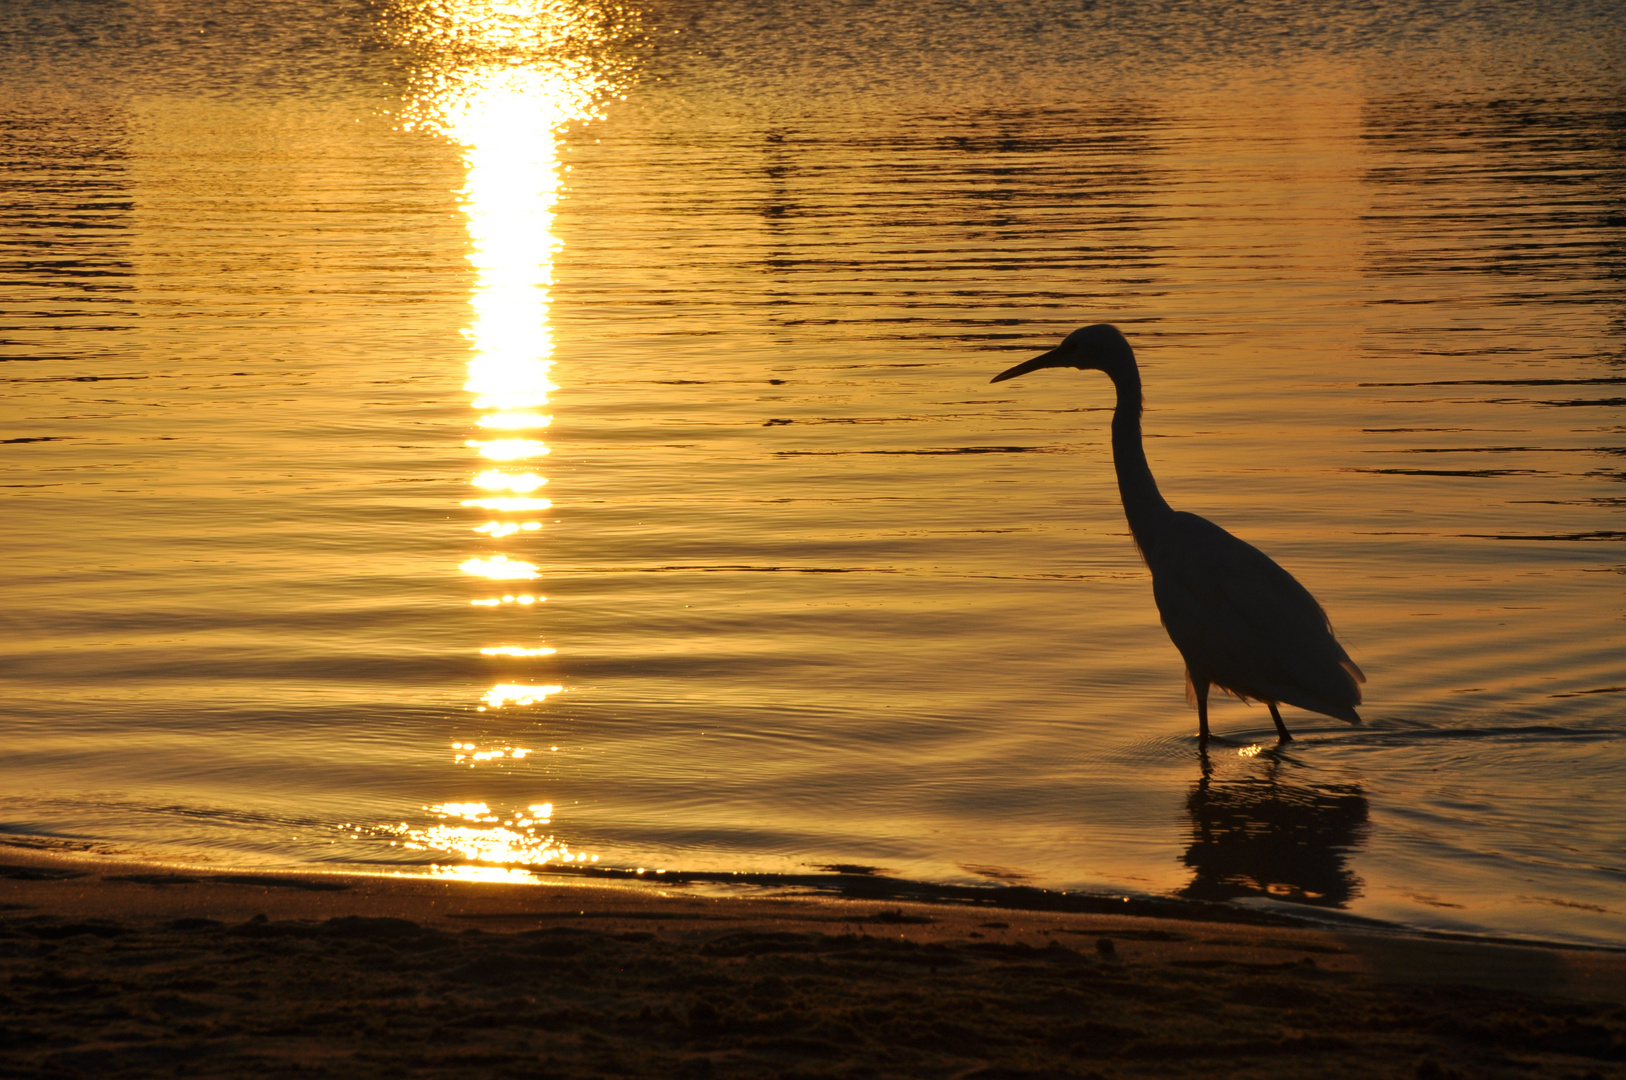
(1106, 361, 1173, 555)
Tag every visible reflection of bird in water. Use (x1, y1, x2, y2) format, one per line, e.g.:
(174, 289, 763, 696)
(992, 324, 1364, 742)
(1181, 748, 1368, 907)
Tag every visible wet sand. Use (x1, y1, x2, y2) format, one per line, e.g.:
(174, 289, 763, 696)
(3, 849, 1624, 1078)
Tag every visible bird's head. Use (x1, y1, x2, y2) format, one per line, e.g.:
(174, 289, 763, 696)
(990, 323, 1135, 383)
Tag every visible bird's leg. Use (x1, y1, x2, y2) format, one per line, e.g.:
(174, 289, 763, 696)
(1268, 702, 1292, 743)
(1193, 676, 1210, 743)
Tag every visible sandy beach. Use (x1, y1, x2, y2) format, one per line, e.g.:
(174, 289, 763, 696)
(3, 848, 1623, 1079)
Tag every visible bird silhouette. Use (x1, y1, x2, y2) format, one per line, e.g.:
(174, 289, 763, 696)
(991, 324, 1364, 742)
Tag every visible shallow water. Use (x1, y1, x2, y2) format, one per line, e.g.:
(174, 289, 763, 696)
(2, 0, 1624, 945)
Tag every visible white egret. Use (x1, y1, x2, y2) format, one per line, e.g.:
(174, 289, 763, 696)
(992, 324, 1364, 742)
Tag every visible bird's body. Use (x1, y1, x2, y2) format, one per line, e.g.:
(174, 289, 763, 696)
(992, 324, 1363, 742)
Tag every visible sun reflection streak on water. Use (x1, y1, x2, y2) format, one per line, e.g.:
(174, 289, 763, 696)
(481, 684, 564, 708)
(374, 0, 638, 876)
(378, 798, 601, 871)
(396, 0, 633, 681)
(460, 554, 540, 579)
(472, 470, 546, 492)
(474, 521, 543, 537)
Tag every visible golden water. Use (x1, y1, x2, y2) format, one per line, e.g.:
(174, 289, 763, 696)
(2, 0, 1624, 944)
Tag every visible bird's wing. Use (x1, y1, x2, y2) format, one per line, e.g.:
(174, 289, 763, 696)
(1148, 512, 1363, 722)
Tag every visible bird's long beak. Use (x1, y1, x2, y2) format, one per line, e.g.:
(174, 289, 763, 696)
(990, 346, 1064, 383)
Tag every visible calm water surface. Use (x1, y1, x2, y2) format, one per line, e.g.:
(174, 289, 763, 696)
(3, 0, 1625, 945)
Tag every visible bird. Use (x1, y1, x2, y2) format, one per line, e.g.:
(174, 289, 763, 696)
(991, 324, 1364, 743)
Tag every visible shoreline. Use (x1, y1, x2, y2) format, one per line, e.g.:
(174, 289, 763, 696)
(6, 846, 1626, 1077)
(6, 839, 1617, 956)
